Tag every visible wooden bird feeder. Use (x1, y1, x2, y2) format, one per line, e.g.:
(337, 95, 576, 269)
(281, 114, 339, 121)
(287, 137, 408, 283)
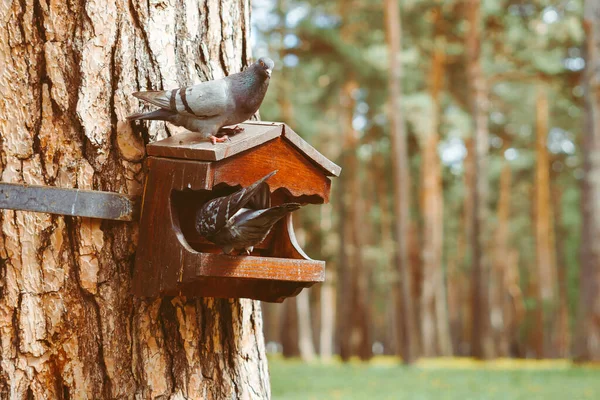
(132, 121, 341, 302)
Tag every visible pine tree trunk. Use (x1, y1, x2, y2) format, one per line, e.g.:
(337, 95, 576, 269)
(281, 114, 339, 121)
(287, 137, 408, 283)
(291, 226, 317, 361)
(505, 249, 524, 356)
(465, 0, 492, 359)
(419, 14, 451, 356)
(551, 182, 570, 358)
(492, 160, 512, 357)
(339, 78, 371, 361)
(262, 302, 283, 351)
(281, 298, 300, 358)
(319, 282, 335, 361)
(0, 1, 270, 398)
(420, 132, 440, 357)
(372, 148, 397, 355)
(384, 0, 417, 364)
(533, 86, 555, 358)
(576, 0, 600, 361)
(296, 290, 316, 362)
(336, 142, 352, 361)
(448, 138, 475, 356)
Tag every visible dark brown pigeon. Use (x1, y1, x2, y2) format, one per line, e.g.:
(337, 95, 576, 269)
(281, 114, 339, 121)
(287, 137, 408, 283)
(195, 171, 302, 254)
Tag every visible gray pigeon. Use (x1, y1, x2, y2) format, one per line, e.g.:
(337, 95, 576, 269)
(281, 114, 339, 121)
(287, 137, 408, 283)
(196, 171, 302, 254)
(126, 57, 274, 144)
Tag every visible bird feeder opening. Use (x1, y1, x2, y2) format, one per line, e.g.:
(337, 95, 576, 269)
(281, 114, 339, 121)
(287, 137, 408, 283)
(172, 185, 310, 256)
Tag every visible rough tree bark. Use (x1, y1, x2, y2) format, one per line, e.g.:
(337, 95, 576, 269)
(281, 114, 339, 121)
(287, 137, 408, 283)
(576, 0, 600, 362)
(465, 0, 492, 359)
(0, 0, 270, 398)
(384, 0, 417, 364)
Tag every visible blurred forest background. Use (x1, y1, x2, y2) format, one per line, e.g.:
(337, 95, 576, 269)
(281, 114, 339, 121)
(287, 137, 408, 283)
(250, 0, 600, 363)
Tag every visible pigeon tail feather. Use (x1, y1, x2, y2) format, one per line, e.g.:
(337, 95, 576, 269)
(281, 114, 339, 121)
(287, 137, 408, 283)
(126, 109, 174, 121)
(232, 203, 301, 230)
(132, 90, 173, 110)
(213, 203, 302, 252)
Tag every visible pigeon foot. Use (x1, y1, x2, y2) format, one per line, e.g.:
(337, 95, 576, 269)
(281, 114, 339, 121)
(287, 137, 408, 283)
(210, 135, 229, 144)
(218, 125, 245, 136)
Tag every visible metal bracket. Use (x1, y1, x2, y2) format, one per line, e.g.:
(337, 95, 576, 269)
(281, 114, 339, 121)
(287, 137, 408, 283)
(0, 183, 139, 221)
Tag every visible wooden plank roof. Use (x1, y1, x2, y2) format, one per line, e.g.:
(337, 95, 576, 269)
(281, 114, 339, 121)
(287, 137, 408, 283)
(146, 121, 341, 177)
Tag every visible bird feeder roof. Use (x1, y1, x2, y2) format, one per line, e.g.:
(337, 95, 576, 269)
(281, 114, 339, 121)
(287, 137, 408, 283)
(146, 121, 341, 177)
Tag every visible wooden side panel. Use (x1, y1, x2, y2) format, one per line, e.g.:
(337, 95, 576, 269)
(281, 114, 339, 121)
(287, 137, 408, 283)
(213, 138, 332, 203)
(133, 158, 211, 296)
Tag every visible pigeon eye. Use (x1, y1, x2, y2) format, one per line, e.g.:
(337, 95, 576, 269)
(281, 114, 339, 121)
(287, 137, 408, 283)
(259, 61, 265, 67)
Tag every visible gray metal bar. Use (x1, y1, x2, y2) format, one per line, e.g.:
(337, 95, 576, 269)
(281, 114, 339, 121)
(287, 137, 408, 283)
(0, 183, 138, 221)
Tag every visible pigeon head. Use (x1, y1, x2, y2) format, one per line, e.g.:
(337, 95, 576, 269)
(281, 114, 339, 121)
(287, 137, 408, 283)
(254, 57, 274, 79)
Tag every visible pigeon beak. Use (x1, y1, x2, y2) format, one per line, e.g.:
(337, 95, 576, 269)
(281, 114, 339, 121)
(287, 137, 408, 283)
(265, 68, 272, 78)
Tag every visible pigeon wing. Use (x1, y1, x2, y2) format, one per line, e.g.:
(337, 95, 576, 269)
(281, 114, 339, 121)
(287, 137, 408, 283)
(195, 171, 278, 237)
(245, 180, 271, 210)
(210, 203, 302, 250)
(133, 79, 233, 119)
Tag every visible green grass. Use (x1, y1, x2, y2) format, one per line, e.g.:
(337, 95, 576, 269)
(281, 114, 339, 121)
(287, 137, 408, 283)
(269, 357, 600, 400)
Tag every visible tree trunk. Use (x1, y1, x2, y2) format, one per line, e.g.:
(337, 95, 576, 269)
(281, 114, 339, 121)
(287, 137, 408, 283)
(551, 182, 570, 358)
(319, 283, 335, 361)
(262, 302, 283, 352)
(491, 160, 511, 357)
(373, 149, 397, 355)
(575, 0, 600, 361)
(337, 78, 372, 361)
(384, 0, 417, 365)
(281, 298, 300, 358)
(336, 142, 352, 360)
(0, 1, 270, 398)
(296, 290, 316, 362)
(419, 75, 438, 358)
(419, 11, 451, 357)
(409, 220, 423, 353)
(317, 202, 336, 361)
(504, 249, 524, 357)
(292, 225, 317, 361)
(534, 87, 556, 302)
(342, 78, 372, 361)
(533, 86, 555, 358)
(448, 137, 475, 356)
(466, 0, 492, 359)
